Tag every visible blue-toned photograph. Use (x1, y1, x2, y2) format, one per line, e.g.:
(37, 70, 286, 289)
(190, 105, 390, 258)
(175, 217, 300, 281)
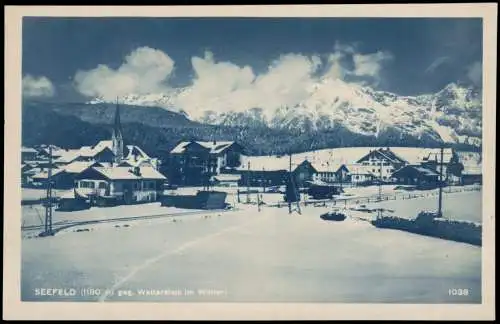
(20, 17, 483, 303)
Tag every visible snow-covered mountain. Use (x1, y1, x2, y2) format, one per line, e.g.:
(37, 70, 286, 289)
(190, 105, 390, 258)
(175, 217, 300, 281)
(86, 79, 482, 147)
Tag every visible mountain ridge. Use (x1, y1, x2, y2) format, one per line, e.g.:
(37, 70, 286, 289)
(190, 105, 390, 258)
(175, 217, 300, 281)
(22, 98, 480, 161)
(84, 79, 483, 148)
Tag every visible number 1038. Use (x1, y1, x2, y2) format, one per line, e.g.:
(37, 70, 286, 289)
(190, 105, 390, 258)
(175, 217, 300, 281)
(449, 288, 469, 296)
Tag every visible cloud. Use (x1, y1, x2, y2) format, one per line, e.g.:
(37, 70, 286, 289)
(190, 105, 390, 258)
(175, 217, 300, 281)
(466, 61, 482, 86)
(74, 43, 393, 118)
(324, 42, 392, 84)
(176, 52, 321, 118)
(22, 75, 55, 97)
(352, 51, 393, 79)
(425, 56, 451, 74)
(74, 47, 175, 100)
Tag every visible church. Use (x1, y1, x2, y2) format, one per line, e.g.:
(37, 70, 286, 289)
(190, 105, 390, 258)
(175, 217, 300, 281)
(70, 103, 167, 206)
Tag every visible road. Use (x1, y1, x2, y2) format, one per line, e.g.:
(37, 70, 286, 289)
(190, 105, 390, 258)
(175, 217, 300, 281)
(21, 204, 481, 303)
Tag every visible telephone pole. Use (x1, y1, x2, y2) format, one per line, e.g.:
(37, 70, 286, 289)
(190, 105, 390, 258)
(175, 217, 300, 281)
(246, 161, 251, 203)
(288, 154, 292, 214)
(437, 146, 444, 217)
(378, 158, 382, 201)
(44, 145, 53, 236)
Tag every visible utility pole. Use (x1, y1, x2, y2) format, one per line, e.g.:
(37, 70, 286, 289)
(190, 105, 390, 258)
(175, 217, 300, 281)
(378, 157, 382, 202)
(288, 154, 292, 214)
(44, 145, 53, 236)
(246, 161, 251, 203)
(437, 146, 444, 217)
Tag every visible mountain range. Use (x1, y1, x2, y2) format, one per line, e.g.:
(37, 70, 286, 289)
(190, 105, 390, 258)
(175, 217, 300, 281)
(22, 79, 482, 160)
(88, 79, 483, 148)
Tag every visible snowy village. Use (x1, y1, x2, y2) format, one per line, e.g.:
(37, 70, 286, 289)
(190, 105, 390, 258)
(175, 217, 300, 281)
(20, 102, 484, 303)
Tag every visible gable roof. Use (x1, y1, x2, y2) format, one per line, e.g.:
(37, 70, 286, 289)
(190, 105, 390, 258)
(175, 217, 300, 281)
(170, 141, 236, 154)
(62, 161, 98, 174)
(53, 149, 82, 164)
(89, 166, 166, 181)
(392, 165, 440, 177)
(212, 174, 242, 182)
(31, 168, 65, 179)
(21, 146, 38, 153)
(124, 145, 151, 160)
(357, 148, 408, 164)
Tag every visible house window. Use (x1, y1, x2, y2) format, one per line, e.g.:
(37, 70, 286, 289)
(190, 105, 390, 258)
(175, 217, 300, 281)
(148, 181, 155, 190)
(98, 182, 107, 189)
(80, 181, 95, 189)
(134, 182, 140, 190)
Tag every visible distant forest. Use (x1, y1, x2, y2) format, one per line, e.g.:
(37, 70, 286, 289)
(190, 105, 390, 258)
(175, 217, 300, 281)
(22, 100, 481, 162)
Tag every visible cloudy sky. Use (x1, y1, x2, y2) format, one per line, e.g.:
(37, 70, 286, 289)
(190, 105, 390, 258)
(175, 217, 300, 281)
(22, 17, 482, 113)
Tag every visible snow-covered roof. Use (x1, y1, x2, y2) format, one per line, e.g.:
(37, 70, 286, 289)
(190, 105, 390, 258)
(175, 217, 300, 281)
(389, 147, 454, 164)
(54, 149, 81, 164)
(170, 141, 236, 154)
(23, 168, 40, 175)
(357, 148, 408, 164)
(39, 145, 65, 157)
(392, 165, 440, 177)
(62, 161, 95, 174)
(212, 174, 242, 182)
(456, 151, 482, 175)
(237, 155, 302, 172)
(31, 168, 65, 179)
(21, 146, 38, 153)
(125, 145, 151, 160)
(53, 141, 114, 163)
(91, 166, 166, 180)
(81, 140, 113, 157)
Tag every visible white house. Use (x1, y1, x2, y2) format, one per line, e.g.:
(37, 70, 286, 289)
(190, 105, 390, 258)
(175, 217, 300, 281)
(355, 148, 408, 182)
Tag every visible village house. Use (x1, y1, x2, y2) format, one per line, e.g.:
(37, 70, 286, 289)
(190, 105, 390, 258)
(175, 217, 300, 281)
(312, 162, 350, 184)
(74, 165, 166, 205)
(233, 156, 317, 188)
(311, 162, 337, 183)
(345, 164, 377, 186)
(355, 147, 408, 182)
(21, 146, 38, 162)
(210, 174, 242, 187)
(168, 140, 244, 186)
(391, 165, 441, 188)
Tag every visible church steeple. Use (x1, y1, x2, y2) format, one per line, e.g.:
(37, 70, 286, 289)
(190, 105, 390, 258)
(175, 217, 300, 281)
(112, 97, 124, 163)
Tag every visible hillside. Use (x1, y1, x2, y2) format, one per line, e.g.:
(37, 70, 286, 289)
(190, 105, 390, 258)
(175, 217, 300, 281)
(22, 100, 480, 159)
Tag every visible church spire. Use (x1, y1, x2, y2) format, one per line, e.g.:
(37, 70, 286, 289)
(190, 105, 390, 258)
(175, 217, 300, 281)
(112, 97, 124, 163)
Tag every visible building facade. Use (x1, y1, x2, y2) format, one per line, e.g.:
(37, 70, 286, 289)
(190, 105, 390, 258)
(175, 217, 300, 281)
(75, 166, 166, 204)
(169, 141, 244, 186)
(356, 148, 408, 182)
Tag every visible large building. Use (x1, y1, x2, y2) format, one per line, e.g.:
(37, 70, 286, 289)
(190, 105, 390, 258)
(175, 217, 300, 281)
(355, 147, 408, 182)
(75, 165, 166, 205)
(168, 140, 244, 186)
(233, 156, 317, 188)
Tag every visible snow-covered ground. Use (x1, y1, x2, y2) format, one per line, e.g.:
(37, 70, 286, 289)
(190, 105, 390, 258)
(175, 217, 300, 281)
(22, 202, 481, 303)
(22, 185, 481, 229)
(365, 190, 482, 223)
(21, 203, 204, 229)
(22, 188, 67, 201)
(343, 189, 482, 224)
